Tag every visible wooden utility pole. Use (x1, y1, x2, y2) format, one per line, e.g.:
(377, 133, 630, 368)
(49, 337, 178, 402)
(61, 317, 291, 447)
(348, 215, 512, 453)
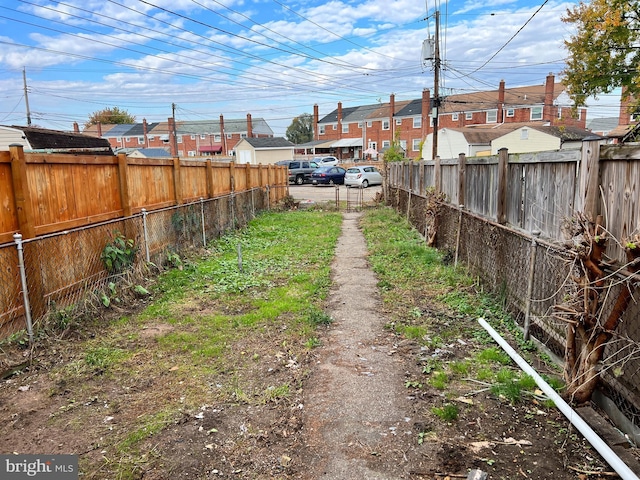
(23, 68, 32, 126)
(431, 10, 440, 160)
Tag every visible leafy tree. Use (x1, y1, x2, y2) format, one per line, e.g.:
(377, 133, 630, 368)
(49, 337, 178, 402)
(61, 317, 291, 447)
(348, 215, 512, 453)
(285, 113, 313, 144)
(85, 107, 136, 128)
(562, 0, 640, 110)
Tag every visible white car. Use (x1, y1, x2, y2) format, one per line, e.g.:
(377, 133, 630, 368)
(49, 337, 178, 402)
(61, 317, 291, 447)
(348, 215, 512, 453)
(344, 165, 383, 188)
(313, 156, 339, 167)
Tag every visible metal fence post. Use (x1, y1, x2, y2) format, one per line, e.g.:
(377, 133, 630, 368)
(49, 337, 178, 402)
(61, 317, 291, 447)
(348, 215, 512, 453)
(13, 233, 34, 345)
(523, 230, 540, 340)
(200, 197, 207, 247)
(141, 208, 150, 263)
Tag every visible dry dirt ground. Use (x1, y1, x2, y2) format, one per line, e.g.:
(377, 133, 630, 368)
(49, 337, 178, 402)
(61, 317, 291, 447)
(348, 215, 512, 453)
(0, 208, 639, 479)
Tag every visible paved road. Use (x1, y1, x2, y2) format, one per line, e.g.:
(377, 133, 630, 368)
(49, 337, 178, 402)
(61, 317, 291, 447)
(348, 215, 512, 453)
(289, 184, 382, 208)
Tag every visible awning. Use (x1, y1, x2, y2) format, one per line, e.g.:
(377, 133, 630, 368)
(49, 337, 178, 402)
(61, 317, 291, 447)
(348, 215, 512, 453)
(200, 145, 223, 153)
(331, 138, 363, 148)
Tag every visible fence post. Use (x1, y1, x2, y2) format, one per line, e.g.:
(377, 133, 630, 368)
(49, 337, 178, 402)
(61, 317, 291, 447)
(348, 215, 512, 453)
(458, 153, 466, 207)
(117, 153, 132, 217)
(497, 148, 508, 224)
(434, 156, 442, 193)
(173, 157, 183, 205)
(245, 163, 252, 191)
(206, 158, 214, 199)
(13, 233, 34, 345)
(141, 208, 150, 263)
(9, 144, 36, 239)
(229, 161, 236, 193)
(523, 230, 540, 340)
(577, 137, 602, 218)
(200, 197, 206, 247)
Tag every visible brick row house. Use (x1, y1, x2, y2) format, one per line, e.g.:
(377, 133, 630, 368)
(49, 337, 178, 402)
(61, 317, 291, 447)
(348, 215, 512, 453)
(314, 73, 588, 160)
(81, 113, 273, 158)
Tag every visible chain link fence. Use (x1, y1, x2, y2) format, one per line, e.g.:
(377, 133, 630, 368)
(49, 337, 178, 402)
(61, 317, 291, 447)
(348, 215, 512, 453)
(0, 187, 280, 357)
(389, 185, 640, 439)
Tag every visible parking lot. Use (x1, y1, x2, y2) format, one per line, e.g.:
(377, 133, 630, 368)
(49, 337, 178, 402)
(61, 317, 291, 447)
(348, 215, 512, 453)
(288, 183, 383, 209)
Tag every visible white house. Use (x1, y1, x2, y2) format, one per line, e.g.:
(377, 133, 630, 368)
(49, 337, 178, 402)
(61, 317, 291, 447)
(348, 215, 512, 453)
(234, 137, 294, 165)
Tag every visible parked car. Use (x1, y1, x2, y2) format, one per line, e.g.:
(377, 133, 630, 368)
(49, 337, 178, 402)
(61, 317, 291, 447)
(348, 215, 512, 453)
(311, 166, 346, 185)
(278, 160, 320, 184)
(313, 156, 339, 167)
(344, 165, 383, 188)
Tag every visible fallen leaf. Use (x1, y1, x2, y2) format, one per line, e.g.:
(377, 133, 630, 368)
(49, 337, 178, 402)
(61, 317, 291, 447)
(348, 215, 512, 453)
(469, 441, 493, 453)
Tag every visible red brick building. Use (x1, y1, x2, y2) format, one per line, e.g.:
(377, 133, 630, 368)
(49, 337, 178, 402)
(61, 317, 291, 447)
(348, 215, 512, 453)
(81, 114, 273, 157)
(315, 73, 587, 160)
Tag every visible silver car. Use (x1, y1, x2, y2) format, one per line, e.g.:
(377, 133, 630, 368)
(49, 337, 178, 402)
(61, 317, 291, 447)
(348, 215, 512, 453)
(344, 165, 383, 188)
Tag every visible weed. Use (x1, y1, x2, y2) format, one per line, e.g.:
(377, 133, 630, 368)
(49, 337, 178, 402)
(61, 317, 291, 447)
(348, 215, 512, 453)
(308, 308, 333, 326)
(263, 384, 290, 403)
(405, 380, 423, 389)
(450, 360, 470, 376)
(84, 346, 128, 373)
(429, 371, 449, 390)
(101, 231, 137, 273)
(431, 403, 459, 421)
(476, 347, 512, 365)
(305, 337, 321, 348)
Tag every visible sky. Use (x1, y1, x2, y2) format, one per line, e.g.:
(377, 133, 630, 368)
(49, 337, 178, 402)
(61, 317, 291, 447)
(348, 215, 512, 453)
(0, 0, 622, 136)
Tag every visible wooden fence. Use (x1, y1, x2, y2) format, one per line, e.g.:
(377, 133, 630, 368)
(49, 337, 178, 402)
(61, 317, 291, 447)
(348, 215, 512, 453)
(389, 140, 640, 263)
(0, 146, 287, 244)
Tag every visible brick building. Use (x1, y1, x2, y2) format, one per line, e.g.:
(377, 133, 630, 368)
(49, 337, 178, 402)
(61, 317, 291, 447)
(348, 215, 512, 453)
(315, 73, 587, 160)
(81, 114, 273, 158)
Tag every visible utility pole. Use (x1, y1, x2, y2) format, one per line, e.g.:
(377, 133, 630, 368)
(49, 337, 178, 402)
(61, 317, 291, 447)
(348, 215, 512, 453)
(23, 68, 32, 126)
(431, 10, 440, 160)
(172, 102, 178, 157)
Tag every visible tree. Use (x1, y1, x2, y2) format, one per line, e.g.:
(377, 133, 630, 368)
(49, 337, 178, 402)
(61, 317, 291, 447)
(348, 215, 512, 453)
(562, 0, 640, 110)
(85, 107, 136, 128)
(285, 113, 313, 144)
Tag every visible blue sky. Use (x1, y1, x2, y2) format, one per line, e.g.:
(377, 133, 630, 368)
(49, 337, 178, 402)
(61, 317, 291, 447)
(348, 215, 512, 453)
(0, 0, 621, 136)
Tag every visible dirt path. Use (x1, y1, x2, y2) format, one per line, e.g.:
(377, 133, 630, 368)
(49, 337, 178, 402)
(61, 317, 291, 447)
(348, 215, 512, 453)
(299, 212, 423, 479)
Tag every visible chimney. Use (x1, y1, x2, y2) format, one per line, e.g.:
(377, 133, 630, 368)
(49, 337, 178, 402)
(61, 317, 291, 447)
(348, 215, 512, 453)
(246, 113, 253, 138)
(544, 72, 555, 123)
(390, 93, 396, 140)
(220, 114, 226, 156)
(143, 118, 149, 147)
(73, 122, 79, 133)
(421, 89, 431, 137)
(97, 122, 103, 137)
(337, 102, 343, 139)
(168, 116, 177, 157)
(619, 86, 632, 126)
(498, 79, 505, 123)
(313, 104, 319, 140)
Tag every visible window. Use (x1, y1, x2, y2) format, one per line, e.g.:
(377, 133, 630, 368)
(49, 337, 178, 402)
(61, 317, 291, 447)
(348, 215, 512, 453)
(116, 137, 122, 142)
(557, 108, 563, 119)
(521, 128, 529, 140)
(188, 151, 196, 157)
(412, 139, 421, 151)
(177, 135, 183, 143)
(319, 125, 325, 134)
(465, 112, 473, 120)
(190, 134, 196, 140)
(400, 140, 407, 150)
(396, 118, 402, 125)
(413, 117, 422, 128)
(138, 136, 144, 145)
(226, 133, 232, 139)
(332, 124, 337, 130)
(367, 121, 372, 127)
(357, 122, 363, 128)
(506, 108, 515, 117)
(530, 106, 543, 120)
(125, 137, 130, 142)
(452, 113, 459, 121)
(382, 120, 390, 130)
(486, 110, 497, 123)
(214, 135, 221, 141)
(241, 133, 247, 138)
(200, 134, 207, 139)
(429, 117, 433, 127)
(382, 140, 390, 148)
(148, 135, 155, 141)
(342, 123, 349, 133)
(368, 141, 377, 150)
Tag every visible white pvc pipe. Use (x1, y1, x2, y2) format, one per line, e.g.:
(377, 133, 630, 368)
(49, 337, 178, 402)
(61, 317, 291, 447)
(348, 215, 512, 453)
(478, 317, 639, 480)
